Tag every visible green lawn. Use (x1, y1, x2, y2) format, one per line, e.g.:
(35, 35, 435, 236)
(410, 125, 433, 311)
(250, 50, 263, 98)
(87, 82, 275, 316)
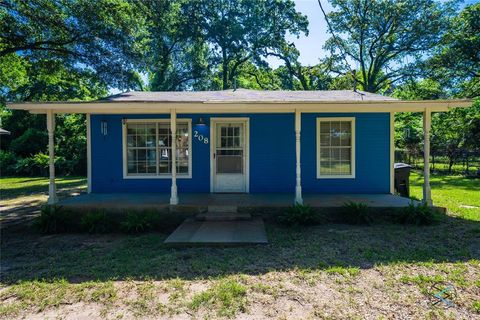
(0, 174, 479, 319)
(410, 171, 480, 221)
(0, 176, 86, 200)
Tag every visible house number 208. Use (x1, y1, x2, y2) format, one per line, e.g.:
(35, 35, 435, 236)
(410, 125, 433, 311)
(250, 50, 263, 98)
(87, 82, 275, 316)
(194, 130, 209, 144)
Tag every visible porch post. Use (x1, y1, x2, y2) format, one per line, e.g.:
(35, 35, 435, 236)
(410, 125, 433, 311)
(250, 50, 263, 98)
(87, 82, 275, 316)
(294, 109, 303, 204)
(46, 110, 58, 204)
(422, 108, 432, 206)
(170, 109, 179, 205)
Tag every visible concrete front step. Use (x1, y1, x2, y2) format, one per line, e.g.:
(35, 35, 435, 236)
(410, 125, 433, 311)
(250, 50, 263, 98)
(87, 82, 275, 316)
(207, 205, 238, 213)
(164, 218, 268, 245)
(196, 212, 252, 221)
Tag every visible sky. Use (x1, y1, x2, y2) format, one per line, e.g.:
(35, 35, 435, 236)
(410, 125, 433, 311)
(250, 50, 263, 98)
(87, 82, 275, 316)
(267, 0, 333, 68)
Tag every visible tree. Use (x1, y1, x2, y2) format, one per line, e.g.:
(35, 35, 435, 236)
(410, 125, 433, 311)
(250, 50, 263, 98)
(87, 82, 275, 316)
(427, 3, 480, 98)
(318, 0, 456, 93)
(184, 0, 308, 89)
(142, 0, 212, 91)
(0, 0, 148, 90)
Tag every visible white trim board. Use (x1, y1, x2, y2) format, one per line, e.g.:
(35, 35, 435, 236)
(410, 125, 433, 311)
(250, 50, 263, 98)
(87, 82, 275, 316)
(316, 117, 356, 179)
(210, 117, 250, 193)
(121, 118, 192, 179)
(9, 100, 472, 114)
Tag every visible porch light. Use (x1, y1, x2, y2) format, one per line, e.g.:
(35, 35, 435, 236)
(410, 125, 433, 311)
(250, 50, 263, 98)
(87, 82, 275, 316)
(195, 117, 206, 126)
(101, 120, 108, 136)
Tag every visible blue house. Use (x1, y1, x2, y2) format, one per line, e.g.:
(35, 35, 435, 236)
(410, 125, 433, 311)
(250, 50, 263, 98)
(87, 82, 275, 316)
(9, 89, 470, 207)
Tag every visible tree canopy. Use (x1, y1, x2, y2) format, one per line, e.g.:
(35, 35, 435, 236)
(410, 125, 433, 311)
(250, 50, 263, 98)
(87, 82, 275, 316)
(0, 0, 478, 176)
(319, 0, 456, 93)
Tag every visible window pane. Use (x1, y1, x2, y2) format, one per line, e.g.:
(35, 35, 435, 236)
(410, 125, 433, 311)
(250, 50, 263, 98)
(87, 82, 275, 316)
(340, 148, 351, 161)
(127, 135, 135, 147)
(340, 162, 351, 174)
(177, 161, 189, 174)
(331, 148, 341, 161)
(159, 148, 170, 161)
(320, 148, 331, 161)
(320, 161, 331, 174)
(330, 161, 341, 175)
(159, 161, 170, 174)
(330, 121, 341, 146)
(320, 122, 330, 133)
(320, 133, 330, 146)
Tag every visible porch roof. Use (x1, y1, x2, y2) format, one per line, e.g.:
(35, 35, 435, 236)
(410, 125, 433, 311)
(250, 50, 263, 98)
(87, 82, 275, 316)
(7, 89, 472, 114)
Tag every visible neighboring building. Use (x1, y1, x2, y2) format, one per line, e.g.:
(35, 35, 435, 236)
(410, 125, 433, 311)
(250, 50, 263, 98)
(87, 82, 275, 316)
(8, 89, 471, 205)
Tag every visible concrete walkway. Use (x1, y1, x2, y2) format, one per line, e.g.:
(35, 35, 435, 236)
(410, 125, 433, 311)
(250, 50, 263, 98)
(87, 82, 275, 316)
(164, 217, 268, 245)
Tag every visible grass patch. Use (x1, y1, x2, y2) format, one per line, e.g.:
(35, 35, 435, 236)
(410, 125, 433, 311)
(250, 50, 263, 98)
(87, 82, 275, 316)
(189, 278, 247, 318)
(0, 279, 117, 317)
(325, 266, 361, 277)
(0, 176, 86, 200)
(410, 171, 480, 221)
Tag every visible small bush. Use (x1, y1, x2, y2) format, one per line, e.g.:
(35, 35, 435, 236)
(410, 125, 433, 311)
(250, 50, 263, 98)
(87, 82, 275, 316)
(341, 202, 372, 225)
(396, 202, 438, 225)
(34, 205, 75, 233)
(279, 203, 314, 226)
(0, 150, 17, 175)
(81, 210, 111, 234)
(120, 211, 154, 234)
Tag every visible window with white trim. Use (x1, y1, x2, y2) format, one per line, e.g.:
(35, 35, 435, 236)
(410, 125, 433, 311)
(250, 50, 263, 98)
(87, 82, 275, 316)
(317, 117, 355, 178)
(124, 120, 191, 177)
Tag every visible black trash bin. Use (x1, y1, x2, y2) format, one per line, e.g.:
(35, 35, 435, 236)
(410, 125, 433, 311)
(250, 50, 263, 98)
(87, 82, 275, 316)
(394, 163, 412, 197)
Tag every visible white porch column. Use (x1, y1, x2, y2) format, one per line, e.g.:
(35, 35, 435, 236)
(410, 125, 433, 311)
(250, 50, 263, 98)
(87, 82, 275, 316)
(47, 110, 58, 204)
(170, 109, 179, 205)
(294, 109, 303, 204)
(423, 108, 433, 206)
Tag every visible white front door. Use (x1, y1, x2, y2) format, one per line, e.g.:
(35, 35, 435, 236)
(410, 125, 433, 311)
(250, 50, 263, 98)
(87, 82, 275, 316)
(211, 119, 249, 193)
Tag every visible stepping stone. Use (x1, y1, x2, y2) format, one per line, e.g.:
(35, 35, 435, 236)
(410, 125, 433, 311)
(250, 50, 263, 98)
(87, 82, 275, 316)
(164, 217, 268, 245)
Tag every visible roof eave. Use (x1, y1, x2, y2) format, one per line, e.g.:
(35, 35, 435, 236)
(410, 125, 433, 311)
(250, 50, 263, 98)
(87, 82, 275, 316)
(6, 99, 473, 114)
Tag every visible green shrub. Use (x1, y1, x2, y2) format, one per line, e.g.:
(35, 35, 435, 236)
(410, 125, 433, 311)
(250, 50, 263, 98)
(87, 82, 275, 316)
(120, 211, 153, 234)
(34, 205, 75, 233)
(341, 202, 373, 225)
(81, 210, 111, 233)
(9, 128, 48, 157)
(279, 203, 314, 226)
(396, 202, 438, 225)
(14, 157, 38, 176)
(0, 150, 17, 175)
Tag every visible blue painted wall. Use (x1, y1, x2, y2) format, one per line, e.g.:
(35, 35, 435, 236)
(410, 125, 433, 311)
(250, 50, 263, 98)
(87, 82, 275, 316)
(91, 112, 391, 194)
(302, 113, 391, 193)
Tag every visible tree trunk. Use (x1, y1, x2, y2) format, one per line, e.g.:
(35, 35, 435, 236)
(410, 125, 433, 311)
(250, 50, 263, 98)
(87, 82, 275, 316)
(222, 48, 228, 90)
(448, 159, 454, 174)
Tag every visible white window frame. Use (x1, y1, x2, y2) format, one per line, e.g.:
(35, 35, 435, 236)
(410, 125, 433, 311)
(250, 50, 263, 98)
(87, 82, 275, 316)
(316, 117, 356, 179)
(122, 118, 192, 179)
